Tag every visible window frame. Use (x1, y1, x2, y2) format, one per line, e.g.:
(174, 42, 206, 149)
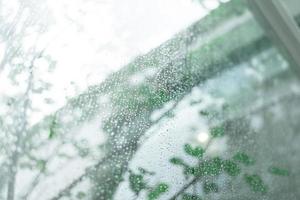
(248, 0, 300, 77)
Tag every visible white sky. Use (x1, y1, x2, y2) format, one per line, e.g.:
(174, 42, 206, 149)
(0, 0, 218, 125)
(38, 0, 209, 124)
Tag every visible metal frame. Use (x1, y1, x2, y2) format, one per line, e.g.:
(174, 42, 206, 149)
(248, 0, 300, 77)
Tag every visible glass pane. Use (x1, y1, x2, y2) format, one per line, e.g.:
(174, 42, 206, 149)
(280, 0, 300, 17)
(280, 0, 300, 26)
(0, 0, 299, 200)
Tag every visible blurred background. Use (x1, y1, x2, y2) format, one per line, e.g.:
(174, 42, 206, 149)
(0, 0, 300, 199)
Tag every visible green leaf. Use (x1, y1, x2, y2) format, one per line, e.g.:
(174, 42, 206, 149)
(76, 191, 86, 199)
(129, 172, 147, 195)
(210, 125, 225, 137)
(182, 193, 202, 200)
(170, 157, 185, 166)
(233, 152, 255, 166)
(138, 167, 155, 175)
(190, 100, 202, 106)
(147, 183, 169, 200)
(36, 159, 46, 172)
(184, 144, 204, 158)
(49, 127, 55, 139)
(199, 110, 209, 116)
(223, 160, 240, 176)
(205, 157, 223, 176)
(244, 174, 268, 194)
(193, 157, 223, 177)
(203, 182, 219, 194)
(48, 117, 57, 139)
(156, 90, 170, 103)
(268, 166, 290, 176)
(184, 166, 198, 176)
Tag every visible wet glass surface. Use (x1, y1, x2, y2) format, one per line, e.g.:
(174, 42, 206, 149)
(0, 0, 300, 200)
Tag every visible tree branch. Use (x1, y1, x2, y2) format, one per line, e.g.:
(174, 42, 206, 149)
(6, 50, 44, 200)
(168, 138, 213, 200)
(48, 96, 184, 200)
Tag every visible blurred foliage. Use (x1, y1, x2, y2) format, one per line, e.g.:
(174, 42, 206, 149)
(184, 144, 205, 158)
(129, 169, 169, 200)
(14, 0, 291, 199)
(210, 125, 225, 138)
(244, 174, 268, 194)
(128, 124, 290, 199)
(129, 171, 147, 196)
(233, 152, 255, 166)
(268, 166, 290, 176)
(76, 191, 86, 199)
(147, 183, 169, 200)
(48, 116, 57, 139)
(92, 0, 276, 197)
(182, 193, 202, 200)
(203, 182, 218, 194)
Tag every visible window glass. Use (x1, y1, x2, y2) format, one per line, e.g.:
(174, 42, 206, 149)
(275, 0, 300, 27)
(0, 0, 299, 200)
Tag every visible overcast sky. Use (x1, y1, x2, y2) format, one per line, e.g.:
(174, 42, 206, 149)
(0, 0, 217, 126)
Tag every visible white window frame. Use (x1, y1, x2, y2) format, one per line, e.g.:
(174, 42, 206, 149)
(248, 0, 300, 77)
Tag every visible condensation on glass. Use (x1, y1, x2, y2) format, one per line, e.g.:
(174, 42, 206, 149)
(0, 0, 299, 200)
